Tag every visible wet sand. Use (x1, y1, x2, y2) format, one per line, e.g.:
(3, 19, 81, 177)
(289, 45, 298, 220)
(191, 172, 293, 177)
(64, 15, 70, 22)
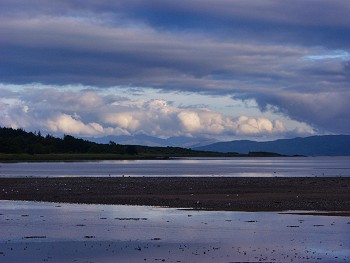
(0, 177, 349, 212)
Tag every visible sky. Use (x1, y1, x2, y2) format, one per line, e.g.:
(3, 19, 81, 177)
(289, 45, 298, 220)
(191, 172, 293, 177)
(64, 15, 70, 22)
(1, 0, 350, 141)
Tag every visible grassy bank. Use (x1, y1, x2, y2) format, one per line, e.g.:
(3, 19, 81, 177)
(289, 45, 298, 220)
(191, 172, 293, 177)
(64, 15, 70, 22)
(0, 151, 288, 162)
(0, 153, 151, 161)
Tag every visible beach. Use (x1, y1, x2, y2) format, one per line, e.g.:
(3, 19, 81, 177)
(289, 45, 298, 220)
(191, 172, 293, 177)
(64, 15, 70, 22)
(1, 177, 349, 212)
(1, 177, 350, 262)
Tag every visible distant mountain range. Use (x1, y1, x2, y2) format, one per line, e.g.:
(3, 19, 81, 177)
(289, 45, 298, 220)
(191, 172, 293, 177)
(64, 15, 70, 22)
(193, 135, 350, 156)
(83, 134, 217, 148)
(83, 134, 350, 156)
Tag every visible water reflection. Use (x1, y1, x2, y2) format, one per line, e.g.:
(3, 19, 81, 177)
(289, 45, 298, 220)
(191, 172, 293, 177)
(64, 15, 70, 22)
(0, 201, 349, 262)
(1, 157, 350, 177)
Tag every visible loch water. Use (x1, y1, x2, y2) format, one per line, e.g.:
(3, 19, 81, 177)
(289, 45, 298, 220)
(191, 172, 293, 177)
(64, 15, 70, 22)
(0, 200, 349, 263)
(1, 157, 349, 262)
(1, 157, 350, 178)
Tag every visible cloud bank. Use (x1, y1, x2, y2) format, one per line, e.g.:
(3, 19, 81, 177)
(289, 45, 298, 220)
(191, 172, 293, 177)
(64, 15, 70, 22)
(0, 86, 304, 139)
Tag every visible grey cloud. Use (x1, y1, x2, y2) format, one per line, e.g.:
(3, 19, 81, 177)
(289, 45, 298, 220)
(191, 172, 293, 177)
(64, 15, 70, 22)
(0, 16, 309, 87)
(0, 1, 349, 134)
(239, 90, 350, 134)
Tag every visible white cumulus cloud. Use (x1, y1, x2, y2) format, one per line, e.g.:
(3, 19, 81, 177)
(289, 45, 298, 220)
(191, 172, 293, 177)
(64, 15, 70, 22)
(46, 114, 104, 136)
(178, 111, 201, 132)
(0, 85, 313, 139)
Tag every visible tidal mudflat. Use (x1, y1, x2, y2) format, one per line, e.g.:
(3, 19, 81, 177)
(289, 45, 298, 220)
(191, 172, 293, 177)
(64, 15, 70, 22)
(0, 200, 349, 263)
(1, 177, 349, 211)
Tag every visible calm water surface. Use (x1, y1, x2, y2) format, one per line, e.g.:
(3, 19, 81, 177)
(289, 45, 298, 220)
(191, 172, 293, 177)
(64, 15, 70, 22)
(1, 157, 350, 177)
(0, 200, 349, 263)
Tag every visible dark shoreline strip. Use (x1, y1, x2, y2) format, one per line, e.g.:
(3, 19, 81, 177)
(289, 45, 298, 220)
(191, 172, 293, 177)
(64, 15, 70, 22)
(0, 177, 349, 212)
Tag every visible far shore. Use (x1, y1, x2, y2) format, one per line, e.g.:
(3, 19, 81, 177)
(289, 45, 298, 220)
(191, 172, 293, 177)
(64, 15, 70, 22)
(0, 152, 296, 162)
(1, 177, 349, 214)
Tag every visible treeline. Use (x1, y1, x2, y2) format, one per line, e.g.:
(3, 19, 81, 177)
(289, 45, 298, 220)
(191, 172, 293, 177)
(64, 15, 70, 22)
(0, 127, 138, 155)
(0, 127, 218, 157)
(0, 127, 286, 159)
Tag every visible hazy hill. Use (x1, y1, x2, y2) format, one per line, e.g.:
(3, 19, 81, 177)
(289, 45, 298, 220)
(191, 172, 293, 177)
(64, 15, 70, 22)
(193, 135, 350, 156)
(83, 134, 217, 148)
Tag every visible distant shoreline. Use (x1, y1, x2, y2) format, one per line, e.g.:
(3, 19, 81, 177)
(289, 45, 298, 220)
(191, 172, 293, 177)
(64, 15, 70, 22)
(0, 152, 294, 162)
(1, 177, 349, 213)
